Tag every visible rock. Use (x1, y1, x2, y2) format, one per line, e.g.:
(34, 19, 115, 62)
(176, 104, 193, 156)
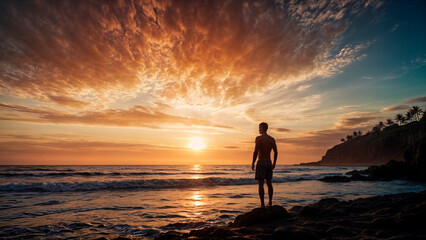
(232, 205, 290, 227)
(160, 221, 206, 230)
(327, 226, 354, 237)
(271, 227, 319, 240)
(155, 231, 182, 240)
(319, 175, 351, 182)
(189, 226, 236, 239)
(298, 198, 344, 218)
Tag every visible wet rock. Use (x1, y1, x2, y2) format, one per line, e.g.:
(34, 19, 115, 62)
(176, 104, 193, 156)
(298, 198, 344, 218)
(271, 227, 319, 240)
(160, 221, 206, 230)
(232, 205, 290, 227)
(189, 226, 236, 239)
(327, 226, 354, 237)
(319, 175, 351, 182)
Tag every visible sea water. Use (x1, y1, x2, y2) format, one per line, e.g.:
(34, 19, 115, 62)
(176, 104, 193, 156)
(1, 165, 425, 239)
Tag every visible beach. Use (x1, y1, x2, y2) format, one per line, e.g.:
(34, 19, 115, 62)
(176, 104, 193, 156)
(1, 165, 426, 239)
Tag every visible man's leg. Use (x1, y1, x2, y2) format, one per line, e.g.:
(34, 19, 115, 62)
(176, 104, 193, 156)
(266, 179, 273, 207)
(257, 179, 265, 207)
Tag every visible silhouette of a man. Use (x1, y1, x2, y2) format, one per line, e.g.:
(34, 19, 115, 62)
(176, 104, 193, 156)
(252, 122, 278, 207)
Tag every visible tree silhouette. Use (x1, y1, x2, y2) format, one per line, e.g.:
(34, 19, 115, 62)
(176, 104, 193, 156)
(341, 138, 345, 142)
(386, 119, 394, 126)
(372, 126, 381, 133)
(405, 110, 413, 122)
(395, 114, 404, 125)
(357, 130, 362, 136)
(410, 106, 423, 121)
(346, 135, 353, 140)
(353, 131, 358, 137)
(378, 121, 385, 130)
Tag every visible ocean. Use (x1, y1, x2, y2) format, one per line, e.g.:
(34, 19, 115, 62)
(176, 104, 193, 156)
(1, 165, 425, 239)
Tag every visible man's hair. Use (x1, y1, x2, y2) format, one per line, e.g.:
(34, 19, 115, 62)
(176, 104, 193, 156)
(259, 122, 268, 132)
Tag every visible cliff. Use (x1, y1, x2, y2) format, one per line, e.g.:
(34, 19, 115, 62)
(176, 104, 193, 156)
(304, 120, 426, 166)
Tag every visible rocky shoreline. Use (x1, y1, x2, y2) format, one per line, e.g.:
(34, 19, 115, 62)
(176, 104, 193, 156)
(153, 190, 426, 240)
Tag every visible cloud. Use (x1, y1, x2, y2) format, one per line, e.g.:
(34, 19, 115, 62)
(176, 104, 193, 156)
(276, 129, 349, 148)
(224, 146, 239, 149)
(244, 94, 322, 122)
(0, 102, 232, 129)
(380, 104, 410, 113)
(338, 105, 359, 110)
(272, 128, 291, 133)
(333, 111, 378, 129)
(46, 95, 92, 108)
(404, 96, 426, 104)
(0, 0, 381, 108)
(276, 114, 376, 149)
(296, 85, 311, 91)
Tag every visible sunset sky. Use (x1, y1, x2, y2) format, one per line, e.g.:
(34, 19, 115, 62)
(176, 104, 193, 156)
(1, 0, 425, 165)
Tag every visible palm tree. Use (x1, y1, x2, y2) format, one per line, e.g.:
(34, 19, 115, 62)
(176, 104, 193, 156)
(410, 106, 423, 121)
(386, 119, 394, 126)
(372, 126, 381, 133)
(341, 138, 345, 142)
(405, 110, 413, 122)
(395, 114, 404, 125)
(378, 121, 385, 130)
(357, 130, 362, 136)
(353, 131, 358, 137)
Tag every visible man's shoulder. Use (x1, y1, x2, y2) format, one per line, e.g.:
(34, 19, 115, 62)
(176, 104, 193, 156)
(267, 135, 276, 144)
(265, 134, 275, 140)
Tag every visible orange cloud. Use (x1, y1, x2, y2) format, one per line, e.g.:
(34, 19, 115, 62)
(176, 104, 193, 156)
(46, 95, 92, 108)
(272, 128, 291, 133)
(0, 102, 232, 129)
(0, 0, 381, 107)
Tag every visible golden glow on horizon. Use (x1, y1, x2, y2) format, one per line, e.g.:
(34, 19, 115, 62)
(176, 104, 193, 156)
(188, 138, 206, 150)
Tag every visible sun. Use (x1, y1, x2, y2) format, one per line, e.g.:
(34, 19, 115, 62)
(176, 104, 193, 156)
(188, 138, 206, 150)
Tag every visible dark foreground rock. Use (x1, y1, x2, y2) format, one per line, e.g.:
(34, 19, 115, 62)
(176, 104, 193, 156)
(233, 205, 290, 227)
(155, 190, 426, 240)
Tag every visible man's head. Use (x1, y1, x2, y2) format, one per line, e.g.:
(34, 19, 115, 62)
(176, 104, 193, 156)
(259, 122, 268, 134)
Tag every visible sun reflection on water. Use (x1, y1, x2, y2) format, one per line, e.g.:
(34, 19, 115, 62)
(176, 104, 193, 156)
(191, 191, 204, 207)
(191, 164, 202, 179)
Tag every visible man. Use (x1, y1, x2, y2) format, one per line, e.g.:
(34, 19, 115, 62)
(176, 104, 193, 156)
(252, 122, 278, 208)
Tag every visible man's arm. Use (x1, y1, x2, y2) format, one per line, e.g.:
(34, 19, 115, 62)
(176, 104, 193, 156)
(272, 139, 278, 169)
(252, 137, 258, 171)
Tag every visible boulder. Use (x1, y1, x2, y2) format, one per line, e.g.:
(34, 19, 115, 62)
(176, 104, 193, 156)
(232, 205, 290, 227)
(320, 176, 351, 182)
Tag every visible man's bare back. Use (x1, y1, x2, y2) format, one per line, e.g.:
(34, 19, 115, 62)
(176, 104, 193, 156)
(255, 134, 276, 161)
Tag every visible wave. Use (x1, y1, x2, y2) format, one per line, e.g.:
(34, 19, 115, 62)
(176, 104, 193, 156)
(0, 171, 228, 178)
(0, 167, 75, 172)
(0, 176, 321, 192)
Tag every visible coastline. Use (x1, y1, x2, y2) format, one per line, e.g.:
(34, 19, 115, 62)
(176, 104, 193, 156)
(154, 190, 426, 240)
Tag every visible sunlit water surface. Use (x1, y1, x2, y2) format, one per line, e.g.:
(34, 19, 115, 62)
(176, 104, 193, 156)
(1, 165, 425, 239)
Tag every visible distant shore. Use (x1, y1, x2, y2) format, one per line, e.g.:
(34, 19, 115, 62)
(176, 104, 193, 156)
(155, 190, 426, 240)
